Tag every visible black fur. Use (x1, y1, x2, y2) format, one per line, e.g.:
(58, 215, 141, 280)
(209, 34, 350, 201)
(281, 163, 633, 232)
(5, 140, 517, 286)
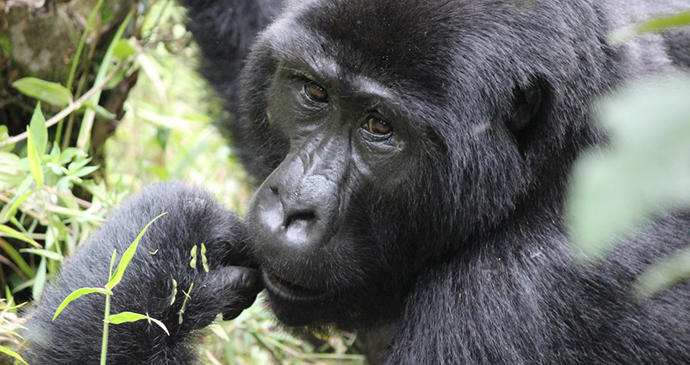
(25, 0, 690, 364)
(24, 183, 261, 364)
(185, 0, 690, 363)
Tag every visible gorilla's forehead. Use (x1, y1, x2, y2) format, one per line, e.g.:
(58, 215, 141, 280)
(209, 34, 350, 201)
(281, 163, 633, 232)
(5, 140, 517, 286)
(274, 0, 539, 97)
(277, 0, 478, 90)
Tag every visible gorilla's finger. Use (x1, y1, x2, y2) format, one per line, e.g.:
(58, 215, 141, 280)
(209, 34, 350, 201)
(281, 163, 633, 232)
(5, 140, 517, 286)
(208, 266, 263, 321)
(217, 265, 264, 293)
(222, 289, 260, 321)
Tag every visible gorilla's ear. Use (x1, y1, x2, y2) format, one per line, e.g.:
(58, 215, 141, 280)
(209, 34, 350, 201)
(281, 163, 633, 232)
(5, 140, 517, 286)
(507, 80, 543, 132)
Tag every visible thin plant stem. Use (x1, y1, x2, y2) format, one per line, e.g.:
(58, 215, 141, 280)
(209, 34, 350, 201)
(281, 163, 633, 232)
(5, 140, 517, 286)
(101, 291, 110, 365)
(0, 55, 135, 149)
(57, 0, 106, 148)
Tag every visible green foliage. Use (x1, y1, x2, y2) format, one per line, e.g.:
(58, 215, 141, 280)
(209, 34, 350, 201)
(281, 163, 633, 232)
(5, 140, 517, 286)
(0, 225, 40, 248)
(12, 79, 73, 107)
(27, 104, 47, 188)
(189, 244, 197, 269)
(610, 11, 690, 42)
(52, 288, 109, 321)
(0, 345, 28, 365)
(105, 212, 167, 290)
(0, 299, 28, 365)
(178, 282, 194, 324)
(200, 243, 209, 273)
(188, 243, 210, 272)
(567, 75, 690, 259)
(634, 248, 690, 300)
(105, 312, 169, 335)
(50, 214, 170, 365)
(28, 104, 47, 156)
(77, 9, 136, 150)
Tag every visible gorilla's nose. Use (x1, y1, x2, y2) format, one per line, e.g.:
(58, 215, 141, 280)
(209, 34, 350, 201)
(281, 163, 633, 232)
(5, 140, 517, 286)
(282, 205, 319, 245)
(251, 183, 333, 254)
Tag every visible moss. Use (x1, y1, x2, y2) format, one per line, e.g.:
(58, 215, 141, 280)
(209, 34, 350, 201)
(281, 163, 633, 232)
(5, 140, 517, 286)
(0, 35, 11, 56)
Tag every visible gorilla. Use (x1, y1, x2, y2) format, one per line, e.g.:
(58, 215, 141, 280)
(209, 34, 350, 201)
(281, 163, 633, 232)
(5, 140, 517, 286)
(24, 0, 690, 364)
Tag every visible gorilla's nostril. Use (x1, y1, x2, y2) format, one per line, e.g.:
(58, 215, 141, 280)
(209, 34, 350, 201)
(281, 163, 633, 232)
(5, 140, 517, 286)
(285, 211, 316, 228)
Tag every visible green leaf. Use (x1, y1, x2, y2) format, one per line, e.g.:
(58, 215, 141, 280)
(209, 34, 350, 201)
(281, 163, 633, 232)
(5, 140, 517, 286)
(201, 243, 209, 273)
(60, 148, 87, 165)
(0, 125, 9, 146)
(209, 322, 230, 342)
(53, 287, 108, 321)
(0, 151, 23, 186)
(0, 190, 33, 224)
(12, 78, 73, 106)
(105, 212, 168, 290)
(82, 100, 116, 120)
(0, 302, 25, 310)
(27, 115, 45, 189)
(73, 165, 100, 178)
(170, 278, 177, 306)
(32, 257, 47, 301)
(109, 249, 117, 279)
(0, 237, 34, 279)
(112, 39, 136, 60)
(77, 9, 135, 149)
(0, 224, 41, 248)
(30, 102, 48, 155)
(68, 156, 92, 172)
(105, 312, 170, 336)
(20, 248, 63, 261)
(45, 206, 105, 222)
(190, 245, 197, 269)
(1, 327, 23, 340)
(567, 75, 690, 259)
(634, 249, 690, 300)
(0, 345, 28, 365)
(611, 11, 690, 43)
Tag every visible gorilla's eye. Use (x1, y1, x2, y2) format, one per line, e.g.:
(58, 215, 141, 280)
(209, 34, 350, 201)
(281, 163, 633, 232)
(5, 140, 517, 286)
(362, 117, 392, 135)
(303, 81, 329, 103)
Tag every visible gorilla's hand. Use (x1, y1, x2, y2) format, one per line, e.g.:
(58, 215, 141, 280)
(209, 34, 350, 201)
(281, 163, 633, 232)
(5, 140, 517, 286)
(24, 182, 263, 365)
(210, 266, 263, 320)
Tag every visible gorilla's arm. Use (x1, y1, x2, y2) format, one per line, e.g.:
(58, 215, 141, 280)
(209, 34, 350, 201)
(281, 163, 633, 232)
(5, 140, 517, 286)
(385, 217, 690, 364)
(182, 0, 283, 113)
(24, 183, 262, 365)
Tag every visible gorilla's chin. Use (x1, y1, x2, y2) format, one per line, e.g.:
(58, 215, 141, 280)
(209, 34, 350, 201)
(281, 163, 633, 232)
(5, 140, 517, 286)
(261, 268, 333, 304)
(262, 274, 342, 327)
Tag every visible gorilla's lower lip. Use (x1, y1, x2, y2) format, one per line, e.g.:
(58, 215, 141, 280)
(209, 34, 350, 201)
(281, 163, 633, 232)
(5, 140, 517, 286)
(261, 269, 332, 303)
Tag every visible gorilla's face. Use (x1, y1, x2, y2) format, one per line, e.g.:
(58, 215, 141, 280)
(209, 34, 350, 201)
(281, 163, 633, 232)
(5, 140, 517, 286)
(247, 44, 435, 327)
(244, 0, 547, 328)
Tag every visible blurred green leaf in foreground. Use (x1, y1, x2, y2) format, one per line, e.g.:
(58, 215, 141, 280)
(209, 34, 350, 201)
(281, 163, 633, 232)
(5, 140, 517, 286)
(567, 74, 690, 297)
(567, 75, 690, 258)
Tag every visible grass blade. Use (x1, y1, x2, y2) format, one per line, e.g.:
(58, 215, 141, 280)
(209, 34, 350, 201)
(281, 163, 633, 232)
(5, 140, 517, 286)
(105, 212, 167, 290)
(29, 102, 47, 155)
(12, 78, 73, 107)
(105, 312, 170, 336)
(0, 224, 41, 248)
(27, 129, 42, 188)
(53, 287, 108, 321)
(0, 345, 28, 365)
(77, 9, 135, 149)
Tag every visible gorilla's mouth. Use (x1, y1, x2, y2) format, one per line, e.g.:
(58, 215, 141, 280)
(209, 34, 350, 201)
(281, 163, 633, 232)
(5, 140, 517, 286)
(262, 269, 332, 303)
